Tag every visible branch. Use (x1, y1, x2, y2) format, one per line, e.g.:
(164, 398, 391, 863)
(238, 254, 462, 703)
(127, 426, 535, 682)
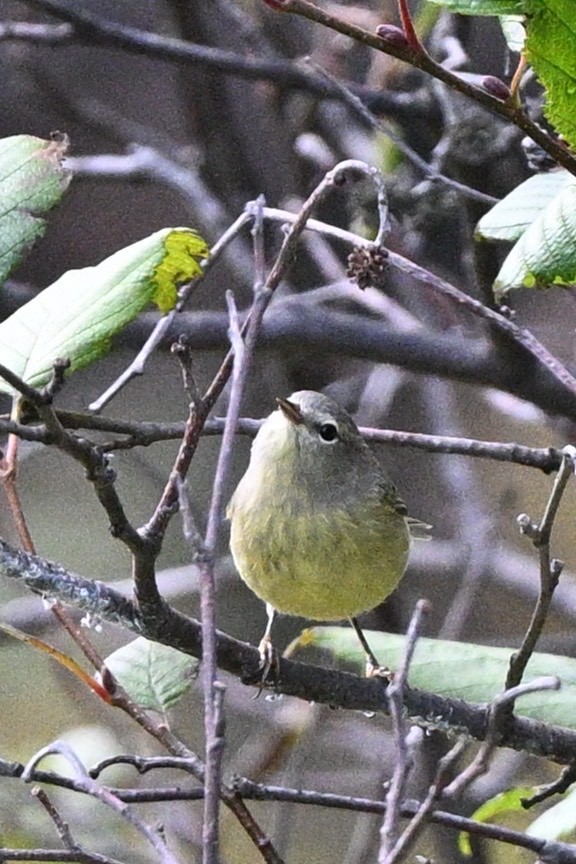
(506, 449, 576, 693)
(257, 208, 576, 407)
(272, 0, 576, 176)
(232, 779, 576, 862)
(15, 0, 423, 123)
(63, 299, 576, 422)
(23, 742, 179, 864)
(4, 539, 576, 766)
(305, 59, 498, 207)
(0, 409, 565, 472)
(0, 20, 73, 42)
(4, 759, 576, 861)
(380, 600, 429, 860)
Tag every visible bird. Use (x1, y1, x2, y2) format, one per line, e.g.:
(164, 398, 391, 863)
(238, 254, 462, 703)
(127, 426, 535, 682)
(227, 390, 427, 676)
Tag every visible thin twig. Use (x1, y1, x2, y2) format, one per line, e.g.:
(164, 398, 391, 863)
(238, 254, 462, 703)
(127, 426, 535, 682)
(171, 336, 201, 403)
(521, 763, 576, 808)
(202, 682, 227, 864)
(382, 740, 468, 864)
(8, 409, 562, 473)
(506, 448, 576, 693)
(2, 408, 565, 473)
(442, 676, 560, 799)
(380, 599, 429, 861)
(254, 207, 576, 404)
(232, 778, 576, 861)
(0, 20, 73, 41)
(88, 209, 251, 413)
(197, 198, 268, 861)
(305, 60, 498, 206)
(23, 742, 180, 864)
(275, 0, 576, 176)
(0, 849, 123, 863)
(32, 787, 78, 850)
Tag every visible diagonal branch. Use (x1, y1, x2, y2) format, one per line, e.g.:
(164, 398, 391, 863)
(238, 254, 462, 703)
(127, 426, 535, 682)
(272, 0, 576, 176)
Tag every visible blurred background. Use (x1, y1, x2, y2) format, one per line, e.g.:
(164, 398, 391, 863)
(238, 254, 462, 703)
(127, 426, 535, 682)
(2, 1, 576, 862)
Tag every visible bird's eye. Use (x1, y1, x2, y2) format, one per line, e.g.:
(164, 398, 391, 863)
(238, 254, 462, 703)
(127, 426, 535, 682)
(318, 422, 338, 442)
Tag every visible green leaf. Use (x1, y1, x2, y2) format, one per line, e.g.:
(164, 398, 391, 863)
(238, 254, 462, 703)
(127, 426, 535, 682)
(492, 181, 576, 299)
(424, 0, 526, 14)
(527, 784, 576, 842)
(459, 787, 536, 855)
(525, 0, 576, 147)
(303, 627, 576, 727)
(0, 227, 209, 395)
(104, 637, 199, 712)
(0, 133, 71, 288)
(476, 169, 575, 242)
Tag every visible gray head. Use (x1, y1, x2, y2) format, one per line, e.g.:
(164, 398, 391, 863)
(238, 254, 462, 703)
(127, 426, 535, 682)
(252, 390, 382, 504)
(276, 390, 363, 446)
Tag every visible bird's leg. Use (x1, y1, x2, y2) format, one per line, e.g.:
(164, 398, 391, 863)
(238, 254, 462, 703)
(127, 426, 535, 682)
(258, 603, 277, 673)
(349, 617, 392, 680)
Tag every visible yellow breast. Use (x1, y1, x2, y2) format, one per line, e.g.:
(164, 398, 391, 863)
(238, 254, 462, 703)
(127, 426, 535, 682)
(229, 485, 410, 621)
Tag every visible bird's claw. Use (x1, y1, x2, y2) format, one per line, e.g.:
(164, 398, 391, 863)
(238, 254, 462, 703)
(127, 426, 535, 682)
(365, 659, 394, 682)
(243, 634, 281, 696)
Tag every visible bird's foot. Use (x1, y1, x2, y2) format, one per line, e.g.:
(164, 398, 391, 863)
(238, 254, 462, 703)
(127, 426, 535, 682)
(243, 633, 281, 696)
(365, 658, 394, 682)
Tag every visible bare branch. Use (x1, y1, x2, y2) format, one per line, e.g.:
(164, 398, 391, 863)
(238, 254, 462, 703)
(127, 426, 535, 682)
(23, 742, 180, 864)
(273, 0, 576, 176)
(506, 449, 576, 693)
(3, 539, 576, 766)
(380, 600, 430, 858)
(32, 788, 78, 850)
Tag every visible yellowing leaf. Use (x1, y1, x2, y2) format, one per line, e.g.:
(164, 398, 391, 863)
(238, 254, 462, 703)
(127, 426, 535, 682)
(152, 228, 209, 314)
(0, 227, 209, 395)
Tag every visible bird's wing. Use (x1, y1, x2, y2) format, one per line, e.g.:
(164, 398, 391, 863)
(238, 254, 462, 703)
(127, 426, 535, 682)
(379, 483, 432, 540)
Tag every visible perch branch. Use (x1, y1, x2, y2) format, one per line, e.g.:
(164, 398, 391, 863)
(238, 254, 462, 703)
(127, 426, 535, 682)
(3, 539, 576, 767)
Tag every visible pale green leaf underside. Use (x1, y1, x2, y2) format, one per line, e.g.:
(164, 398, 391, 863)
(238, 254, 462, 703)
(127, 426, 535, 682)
(476, 169, 575, 242)
(0, 134, 71, 287)
(104, 637, 199, 712)
(308, 627, 576, 728)
(425, 0, 525, 14)
(493, 182, 576, 298)
(0, 227, 209, 395)
(525, 0, 576, 148)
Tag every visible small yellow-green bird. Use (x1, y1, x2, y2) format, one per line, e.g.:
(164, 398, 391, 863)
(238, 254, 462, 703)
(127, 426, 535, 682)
(227, 390, 427, 674)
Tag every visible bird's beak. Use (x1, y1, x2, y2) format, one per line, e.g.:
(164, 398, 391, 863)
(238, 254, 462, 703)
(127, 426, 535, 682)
(276, 397, 304, 425)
